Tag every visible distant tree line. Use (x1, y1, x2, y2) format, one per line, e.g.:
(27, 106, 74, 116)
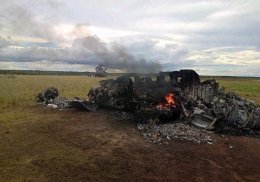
(0, 70, 94, 76)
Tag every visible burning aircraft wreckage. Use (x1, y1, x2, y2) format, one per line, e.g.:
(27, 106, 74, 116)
(37, 70, 260, 144)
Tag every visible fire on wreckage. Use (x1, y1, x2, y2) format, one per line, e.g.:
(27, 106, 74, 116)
(37, 70, 260, 134)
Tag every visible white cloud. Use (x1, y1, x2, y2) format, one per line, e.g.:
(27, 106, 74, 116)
(0, 0, 260, 76)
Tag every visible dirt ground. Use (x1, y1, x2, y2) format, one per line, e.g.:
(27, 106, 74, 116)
(1, 106, 260, 182)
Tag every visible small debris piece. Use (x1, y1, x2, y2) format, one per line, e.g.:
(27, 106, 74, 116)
(47, 104, 58, 109)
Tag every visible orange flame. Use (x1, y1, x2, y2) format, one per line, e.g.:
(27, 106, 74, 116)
(165, 93, 175, 105)
(156, 93, 176, 110)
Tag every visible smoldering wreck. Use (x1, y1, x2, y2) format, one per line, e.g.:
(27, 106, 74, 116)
(37, 70, 260, 143)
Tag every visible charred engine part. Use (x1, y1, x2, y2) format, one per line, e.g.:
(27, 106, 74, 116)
(178, 76, 260, 130)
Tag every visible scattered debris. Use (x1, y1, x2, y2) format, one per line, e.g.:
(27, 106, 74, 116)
(37, 70, 260, 144)
(36, 88, 98, 111)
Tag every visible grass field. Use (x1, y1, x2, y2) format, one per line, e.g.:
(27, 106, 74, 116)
(0, 75, 104, 107)
(0, 74, 260, 181)
(0, 75, 105, 123)
(0, 74, 259, 108)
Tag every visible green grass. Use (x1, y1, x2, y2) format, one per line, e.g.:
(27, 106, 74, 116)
(0, 75, 104, 108)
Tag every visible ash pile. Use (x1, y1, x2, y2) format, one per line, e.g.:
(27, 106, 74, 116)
(88, 70, 260, 142)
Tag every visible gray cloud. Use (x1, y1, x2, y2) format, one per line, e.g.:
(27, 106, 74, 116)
(0, 0, 65, 42)
(0, 36, 161, 73)
(119, 37, 190, 67)
(0, 36, 15, 48)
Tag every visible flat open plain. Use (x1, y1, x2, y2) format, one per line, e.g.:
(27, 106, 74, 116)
(0, 75, 260, 182)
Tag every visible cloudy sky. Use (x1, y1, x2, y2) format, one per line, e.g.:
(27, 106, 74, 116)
(0, 0, 259, 75)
